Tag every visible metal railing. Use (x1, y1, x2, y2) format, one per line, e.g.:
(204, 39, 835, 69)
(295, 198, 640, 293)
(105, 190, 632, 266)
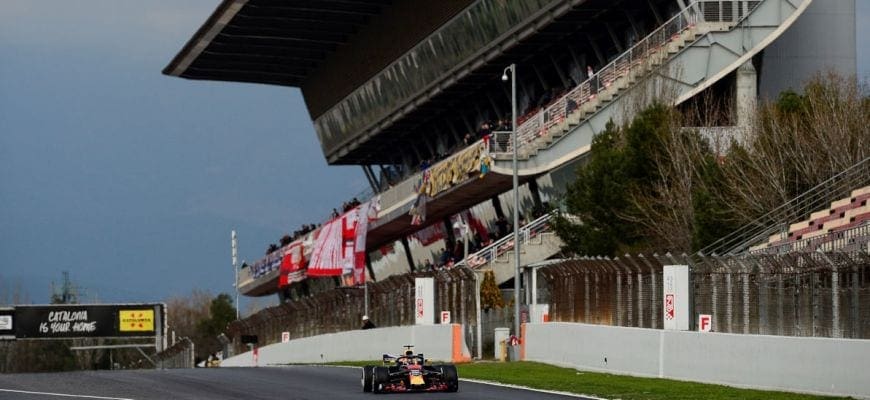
(749, 222, 870, 255)
(489, 0, 760, 157)
(455, 213, 553, 269)
(701, 157, 870, 256)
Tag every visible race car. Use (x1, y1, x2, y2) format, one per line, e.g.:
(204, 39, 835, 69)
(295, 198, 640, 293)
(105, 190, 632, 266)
(361, 345, 459, 393)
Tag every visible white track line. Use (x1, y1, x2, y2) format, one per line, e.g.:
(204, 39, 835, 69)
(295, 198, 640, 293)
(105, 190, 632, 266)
(295, 365, 610, 399)
(0, 388, 134, 400)
(459, 378, 609, 400)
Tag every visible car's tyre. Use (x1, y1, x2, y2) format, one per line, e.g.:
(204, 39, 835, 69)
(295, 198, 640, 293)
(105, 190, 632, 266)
(361, 365, 374, 392)
(373, 366, 390, 393)
(440, 365, 459, 392)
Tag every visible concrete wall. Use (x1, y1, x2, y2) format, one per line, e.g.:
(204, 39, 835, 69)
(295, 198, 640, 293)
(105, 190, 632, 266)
(759, 0, 857, 98)
(524, 322, 870, 398)
(222, 324, 468, 367)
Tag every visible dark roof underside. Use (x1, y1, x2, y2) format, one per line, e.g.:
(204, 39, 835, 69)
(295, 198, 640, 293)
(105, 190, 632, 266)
(163, 0, 390, 87)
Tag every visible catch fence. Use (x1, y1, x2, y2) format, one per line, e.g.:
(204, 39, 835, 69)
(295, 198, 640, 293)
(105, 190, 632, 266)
(153, 337, 195, 369)
(228, 251, 869, 358)
(228, 268, 480, 355)
(540, 252, 870, 338)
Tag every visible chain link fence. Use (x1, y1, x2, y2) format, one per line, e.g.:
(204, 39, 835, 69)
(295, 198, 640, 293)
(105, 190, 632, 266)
(539, 252, 870, 339)
(154, 337, 195, 369)
(228, 268, 479, 355)
(228, 251, 868, 358)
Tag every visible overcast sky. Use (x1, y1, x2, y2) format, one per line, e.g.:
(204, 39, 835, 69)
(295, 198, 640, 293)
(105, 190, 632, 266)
(0, 1, 365, 310)
(0, 1, 867, 310)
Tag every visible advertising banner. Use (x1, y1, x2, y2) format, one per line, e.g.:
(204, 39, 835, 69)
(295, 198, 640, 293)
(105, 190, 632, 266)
(0, 308, 13, 338)
(13, 304, 163, 339)
(118, 309, 155, 332)
(352, 197, 380, 285)
(307, 212, 352, 277)
(663, 265, 689, 331)
(415, 277, 434, 325)
(309, 198, 378, 283)
(278, 242, 306, 287)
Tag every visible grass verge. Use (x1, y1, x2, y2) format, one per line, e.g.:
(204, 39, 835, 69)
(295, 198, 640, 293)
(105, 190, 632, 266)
(328, 360, 850, 399)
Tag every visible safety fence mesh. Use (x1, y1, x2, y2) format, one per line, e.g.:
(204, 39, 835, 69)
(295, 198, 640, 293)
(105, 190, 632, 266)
(229, 251, 870, 356)
(228, 268, 478, 354)
(540, 252, 870, 338)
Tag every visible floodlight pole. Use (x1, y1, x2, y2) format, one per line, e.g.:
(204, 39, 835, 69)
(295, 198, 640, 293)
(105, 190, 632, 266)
(232, 230, 239, 320)
(504, 63, 521, 339)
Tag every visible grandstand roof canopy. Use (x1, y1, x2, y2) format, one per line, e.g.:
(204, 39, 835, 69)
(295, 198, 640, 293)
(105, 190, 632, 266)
(163, 0, 390, 87)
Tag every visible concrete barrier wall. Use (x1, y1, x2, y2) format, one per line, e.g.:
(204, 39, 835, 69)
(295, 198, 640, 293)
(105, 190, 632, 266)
(222, 324, 468, 367)
(524, 322, 870, 399)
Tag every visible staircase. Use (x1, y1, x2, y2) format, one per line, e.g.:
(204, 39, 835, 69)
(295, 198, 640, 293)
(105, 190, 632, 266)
(488, 0, 813, 176)
(456, 213, 563, 285)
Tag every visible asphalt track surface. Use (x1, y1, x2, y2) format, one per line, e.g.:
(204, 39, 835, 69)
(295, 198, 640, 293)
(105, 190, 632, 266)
(0, 366, 593, 400)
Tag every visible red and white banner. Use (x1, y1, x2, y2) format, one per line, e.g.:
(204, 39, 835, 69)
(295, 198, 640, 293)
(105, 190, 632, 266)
(352, 197, 380, 285)
(278, 242, 306, 287)
(308, 196, 379, 282)
(308, 211, 356, 277)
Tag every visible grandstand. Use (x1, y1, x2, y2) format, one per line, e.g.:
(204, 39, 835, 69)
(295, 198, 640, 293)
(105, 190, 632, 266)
(165, 0, 856, 313)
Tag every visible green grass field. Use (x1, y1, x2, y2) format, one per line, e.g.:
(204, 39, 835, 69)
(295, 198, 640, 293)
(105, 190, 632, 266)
(331, 360, 850, 399)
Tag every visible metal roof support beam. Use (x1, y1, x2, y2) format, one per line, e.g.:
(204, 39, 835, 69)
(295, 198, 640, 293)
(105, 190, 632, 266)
(446, 122, 463, 144)
(411, 143, 424, 166)
(646, 0, 664, 25)
(605, 22, 624, 53)
(487, 92, 505, 120)
(461, 113, 476, 134)
(568, 45, 587, 84)
(422, 130, 437, 158)
(550, 54, 571, 89)
(586, 34, 606, 67)
(532, 63, 549, 91)
(362, 165, 379, 194)
(400, 237, 415, 273)
(474, 103, 487, 125)
(624, 10, 642, 43)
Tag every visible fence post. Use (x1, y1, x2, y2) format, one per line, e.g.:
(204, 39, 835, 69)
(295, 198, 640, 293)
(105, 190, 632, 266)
(736, 260, 751, 334)
(818, 252, 841, 338)
(852, 263, 860, 339)
(756, 260, 768, 335)
(616, 263, 623, 326)
(726, 270, 733, 333)
(584, 269, 591, 322)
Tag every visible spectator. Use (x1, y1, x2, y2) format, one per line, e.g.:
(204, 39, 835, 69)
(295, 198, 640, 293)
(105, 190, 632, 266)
(266, 243, 278, 254)
(453, 240, 464, 262)
(361, 315, 376, 330)
(438, 247, 449, 266)
(587, 65, 598, 94)
(478, 122, 492, 138)
(496, 215, 510, 238)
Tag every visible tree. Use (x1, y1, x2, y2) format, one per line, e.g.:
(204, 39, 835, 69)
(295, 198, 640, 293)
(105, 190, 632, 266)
(553, 105, 674, 256)
(480, 271, 504, 311)
(554, 73, 868, 257)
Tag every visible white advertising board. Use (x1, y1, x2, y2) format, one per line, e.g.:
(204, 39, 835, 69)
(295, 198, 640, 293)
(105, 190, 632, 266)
(415, 277, 434, 325)
(663, 264, 689, 331)
(0, 315, 11, 331)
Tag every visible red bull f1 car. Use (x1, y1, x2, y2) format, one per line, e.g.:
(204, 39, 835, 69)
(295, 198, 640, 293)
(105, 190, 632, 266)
(361, 345, 459, 393)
